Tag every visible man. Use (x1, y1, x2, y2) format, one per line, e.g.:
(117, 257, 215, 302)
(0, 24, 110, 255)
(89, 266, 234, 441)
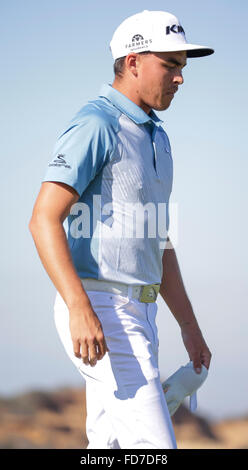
(29, 10, 214, 449)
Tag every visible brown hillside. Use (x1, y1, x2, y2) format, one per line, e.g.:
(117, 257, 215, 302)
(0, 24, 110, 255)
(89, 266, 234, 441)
(0, 387, 247, 449)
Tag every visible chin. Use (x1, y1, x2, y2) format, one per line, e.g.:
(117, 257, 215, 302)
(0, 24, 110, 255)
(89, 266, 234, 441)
(153, 102, 171, 111)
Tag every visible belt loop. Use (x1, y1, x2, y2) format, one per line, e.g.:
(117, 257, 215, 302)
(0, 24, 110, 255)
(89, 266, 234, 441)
(127, 285, 133, 299)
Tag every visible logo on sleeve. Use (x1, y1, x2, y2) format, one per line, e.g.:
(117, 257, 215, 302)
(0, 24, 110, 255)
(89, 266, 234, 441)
(48, 154, 71, 168)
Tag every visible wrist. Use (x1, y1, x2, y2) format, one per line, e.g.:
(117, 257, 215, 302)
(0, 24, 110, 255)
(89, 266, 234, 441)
(179, 319, 200, 330)
(67, 294, 92, 313)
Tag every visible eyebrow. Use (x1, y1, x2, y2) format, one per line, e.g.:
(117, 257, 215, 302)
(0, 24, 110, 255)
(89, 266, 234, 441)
(165, 57, 187, 68)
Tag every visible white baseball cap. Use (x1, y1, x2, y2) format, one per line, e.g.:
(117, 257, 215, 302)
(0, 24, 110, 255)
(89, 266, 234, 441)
(110, 10, 214, 60)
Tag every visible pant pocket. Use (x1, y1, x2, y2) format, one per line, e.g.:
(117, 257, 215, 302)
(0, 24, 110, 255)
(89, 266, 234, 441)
(145, 305, 159, 350)
(86, 290, 130, 310)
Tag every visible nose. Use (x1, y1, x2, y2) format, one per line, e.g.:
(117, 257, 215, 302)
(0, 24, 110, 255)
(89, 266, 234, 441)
(174, 69, 184, 85)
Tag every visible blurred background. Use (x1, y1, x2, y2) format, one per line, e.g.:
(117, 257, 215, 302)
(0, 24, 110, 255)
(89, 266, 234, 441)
(1, 0, 248, 448)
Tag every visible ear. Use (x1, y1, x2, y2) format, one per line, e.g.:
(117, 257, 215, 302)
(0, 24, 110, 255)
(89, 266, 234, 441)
(125, 53, 139, 77)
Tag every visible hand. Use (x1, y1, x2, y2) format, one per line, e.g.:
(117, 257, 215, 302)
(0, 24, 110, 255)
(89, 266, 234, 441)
(180, 322, 212, 374)
(69, 302, 109, 367)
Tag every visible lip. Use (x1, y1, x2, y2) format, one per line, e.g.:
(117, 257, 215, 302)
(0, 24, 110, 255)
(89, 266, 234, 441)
(167, 89, 178, 95)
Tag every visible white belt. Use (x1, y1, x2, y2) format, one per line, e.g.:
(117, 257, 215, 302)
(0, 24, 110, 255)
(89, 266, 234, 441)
(80, 278, 160, 303)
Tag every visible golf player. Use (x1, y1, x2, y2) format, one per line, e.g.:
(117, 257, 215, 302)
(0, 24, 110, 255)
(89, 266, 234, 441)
(29, 10, 214, 449)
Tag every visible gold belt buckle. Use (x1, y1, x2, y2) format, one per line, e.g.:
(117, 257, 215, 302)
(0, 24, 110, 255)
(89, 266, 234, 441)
(139, 284, 160, 303)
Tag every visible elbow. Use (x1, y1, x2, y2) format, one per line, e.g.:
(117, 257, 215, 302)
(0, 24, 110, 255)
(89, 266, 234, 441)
(29, 208, 43, 237)
(29, 210, 60, 237)
(28, 214, 38, 237)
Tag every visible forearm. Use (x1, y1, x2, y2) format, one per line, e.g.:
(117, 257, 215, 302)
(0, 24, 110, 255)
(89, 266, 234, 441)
(160, 242, 199, 329)
(29, 215, 90, 310)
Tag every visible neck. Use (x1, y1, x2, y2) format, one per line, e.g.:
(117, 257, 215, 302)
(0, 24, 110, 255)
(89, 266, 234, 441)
(111, 79, 152, 115)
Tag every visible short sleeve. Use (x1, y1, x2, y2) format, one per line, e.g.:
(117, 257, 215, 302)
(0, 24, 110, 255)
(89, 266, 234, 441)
(42, 109, 116, 196)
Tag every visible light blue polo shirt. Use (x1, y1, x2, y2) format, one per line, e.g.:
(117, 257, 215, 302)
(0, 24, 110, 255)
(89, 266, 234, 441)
(42, 83, 173, 285)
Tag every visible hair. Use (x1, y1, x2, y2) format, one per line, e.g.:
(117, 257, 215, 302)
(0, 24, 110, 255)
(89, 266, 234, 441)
(113, 51, 151, 78)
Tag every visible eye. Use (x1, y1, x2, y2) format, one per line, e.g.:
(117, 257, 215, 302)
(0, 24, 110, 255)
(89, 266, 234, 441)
(164, 64, 176, 70)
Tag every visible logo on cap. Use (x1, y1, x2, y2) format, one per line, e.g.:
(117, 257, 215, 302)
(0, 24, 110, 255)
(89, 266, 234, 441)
(125, 33, 152, 51)
(166, 24, 185, 35)
(132, 34, 144, 42)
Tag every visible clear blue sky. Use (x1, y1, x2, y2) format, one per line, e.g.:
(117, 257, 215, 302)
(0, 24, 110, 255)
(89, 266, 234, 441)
(1, 0, 248, 422)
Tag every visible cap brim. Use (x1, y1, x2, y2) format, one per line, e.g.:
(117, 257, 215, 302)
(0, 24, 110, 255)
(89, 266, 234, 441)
(184, 44, 214, 57)
(149, 43, 214, 58)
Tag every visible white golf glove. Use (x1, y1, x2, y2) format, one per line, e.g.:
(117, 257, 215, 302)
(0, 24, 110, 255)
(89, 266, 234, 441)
(162, 360, 208, 416)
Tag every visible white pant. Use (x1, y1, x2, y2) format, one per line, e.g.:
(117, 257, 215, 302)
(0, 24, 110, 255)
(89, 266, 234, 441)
(53, 289, 177, 449)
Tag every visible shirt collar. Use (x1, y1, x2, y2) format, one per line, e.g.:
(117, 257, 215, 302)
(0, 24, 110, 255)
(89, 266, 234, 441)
(98, 83, 163, 126)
